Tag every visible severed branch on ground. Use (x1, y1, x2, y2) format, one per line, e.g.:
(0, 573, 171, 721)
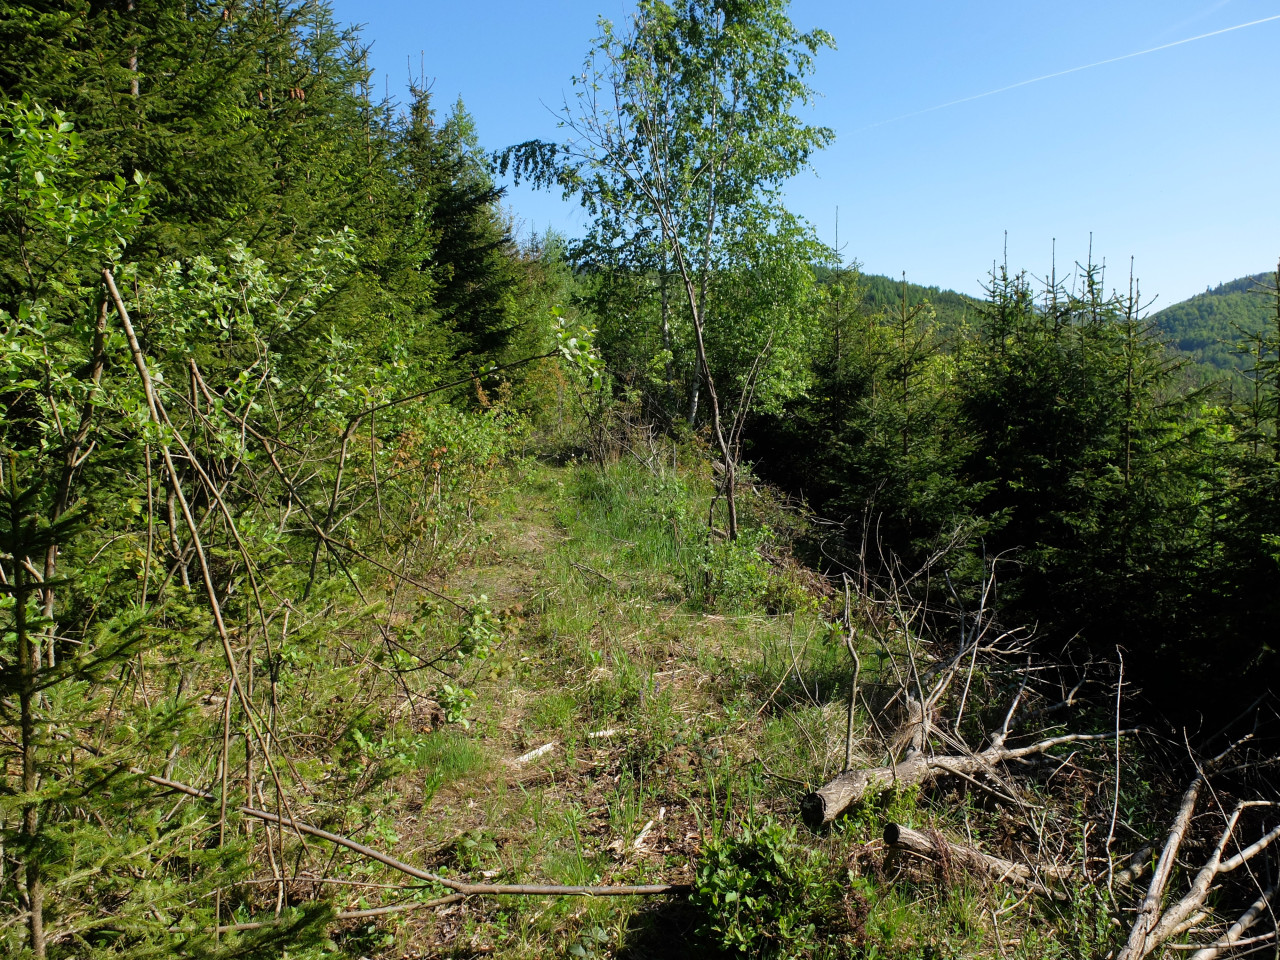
(815, 526, 1279, 959)
(883, 822, 1071, 898)
(1112, 845, 1155, 888)
(214, 893, 469, 933)
(140, 767, 687, 900)
(1118, 770, 1279, 960)
(805, 547, 1126, 830)
(803, 725, 1133, 829)
(1186, 878, 1278, 960)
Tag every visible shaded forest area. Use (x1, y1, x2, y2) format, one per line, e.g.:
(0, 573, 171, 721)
(750, 259, 1280, 718)
(2, 1, 1277, 958)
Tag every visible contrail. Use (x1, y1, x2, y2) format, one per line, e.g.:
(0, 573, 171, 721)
(858, 12, 1280, 132)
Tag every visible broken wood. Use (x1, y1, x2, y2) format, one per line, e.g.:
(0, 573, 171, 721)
(1188, 879, 1277, 960)
(587, 728, 634, 740)
(214, 893, 468, 932)
(883, 823, 1070, 898)
(1118, 763, 1279, 960)
(1120, 773, 1207, 960)
(515, 742, 557, 764)
(140, 769, 686, 898)
(1112, 846, 1154, 888)
(801, 731, 1129, 828)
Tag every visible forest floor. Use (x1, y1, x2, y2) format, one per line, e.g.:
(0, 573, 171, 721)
(344, 459, 840, 958)
(327, 458, 1105, 959)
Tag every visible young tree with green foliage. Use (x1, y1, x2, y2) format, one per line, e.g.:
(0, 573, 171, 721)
(388, 87, 523, 361)
(0, 97, 344, 959)
(959, 263, 1150, 621)
(502, 0, 833, 538)
(751, 271, 975, 571)
(1198, 262, 1280, 700)
(0, 1, 370, 263)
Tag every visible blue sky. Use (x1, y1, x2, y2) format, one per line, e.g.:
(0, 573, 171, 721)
(328, 0, 1280, 307)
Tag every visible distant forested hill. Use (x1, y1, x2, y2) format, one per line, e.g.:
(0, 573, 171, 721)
(833, 268, 1280, 377)
(1151, 270, 1277, 372)
(814, 267, 978, 336)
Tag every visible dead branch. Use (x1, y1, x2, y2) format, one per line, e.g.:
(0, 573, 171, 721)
(1118, 772, 1278, 960)
(214, 893, 468, 932)
(104, 270, 290, 804)
(1188, 879, 1277, 960)
(1112, 846, 1154, 888)
(515, 742, 557, 764)
(140, 769, 685, 898)
(802, 728, 1133, 829)
(842, 582, 862, 771)
(883, 823, 1070, 898)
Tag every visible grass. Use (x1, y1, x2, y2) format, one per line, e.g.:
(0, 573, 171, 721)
(314, 454, 1124, 959)
(417, 729, 490, 797)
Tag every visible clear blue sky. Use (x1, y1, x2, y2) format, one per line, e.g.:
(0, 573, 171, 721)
(328, 0, 1280, 307)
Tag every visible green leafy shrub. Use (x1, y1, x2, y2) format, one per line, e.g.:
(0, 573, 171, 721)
(694, 525, 812, 613)
(694, 527, 773, 610)
(691, 816, 847, 958)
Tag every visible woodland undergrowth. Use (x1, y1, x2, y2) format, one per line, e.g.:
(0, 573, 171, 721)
(2, 26, 1277, 958)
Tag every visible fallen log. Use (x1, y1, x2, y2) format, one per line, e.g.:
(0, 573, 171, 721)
(883, 823, 1070, 898)
(801, 731, 1128, 828)
(803, 753, 935, 829)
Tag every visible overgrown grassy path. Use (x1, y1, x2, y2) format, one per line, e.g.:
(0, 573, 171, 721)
(368, 459, 850, 957)
(367, 460, 1084, 959)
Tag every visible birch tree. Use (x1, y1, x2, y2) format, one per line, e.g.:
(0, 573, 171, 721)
(503, 0, 833, 538)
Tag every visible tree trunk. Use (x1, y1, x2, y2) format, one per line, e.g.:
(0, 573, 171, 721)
(661, 251, 676, 416)
(10, 510, 46, 958)
(126, 0, 139, 98)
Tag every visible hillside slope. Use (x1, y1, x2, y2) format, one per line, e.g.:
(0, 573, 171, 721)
(1151, 270, 1277, 372)
(814, 267, 978, 336)
(837, 267, 1279, 379)
(857, 273, 978, 336)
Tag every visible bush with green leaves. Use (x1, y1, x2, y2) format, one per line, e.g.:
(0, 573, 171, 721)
(0, 94, 560, 956)
(693, 525, 811, 613)
(691, 816, 849, 958)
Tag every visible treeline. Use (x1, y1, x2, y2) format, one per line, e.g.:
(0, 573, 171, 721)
(1, 1, 588, 956)
(0, 0, 579, 372)
(584, 247, 1279, 716)
(836, 270, 976, 337)
(761, 263, 1279, 717)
